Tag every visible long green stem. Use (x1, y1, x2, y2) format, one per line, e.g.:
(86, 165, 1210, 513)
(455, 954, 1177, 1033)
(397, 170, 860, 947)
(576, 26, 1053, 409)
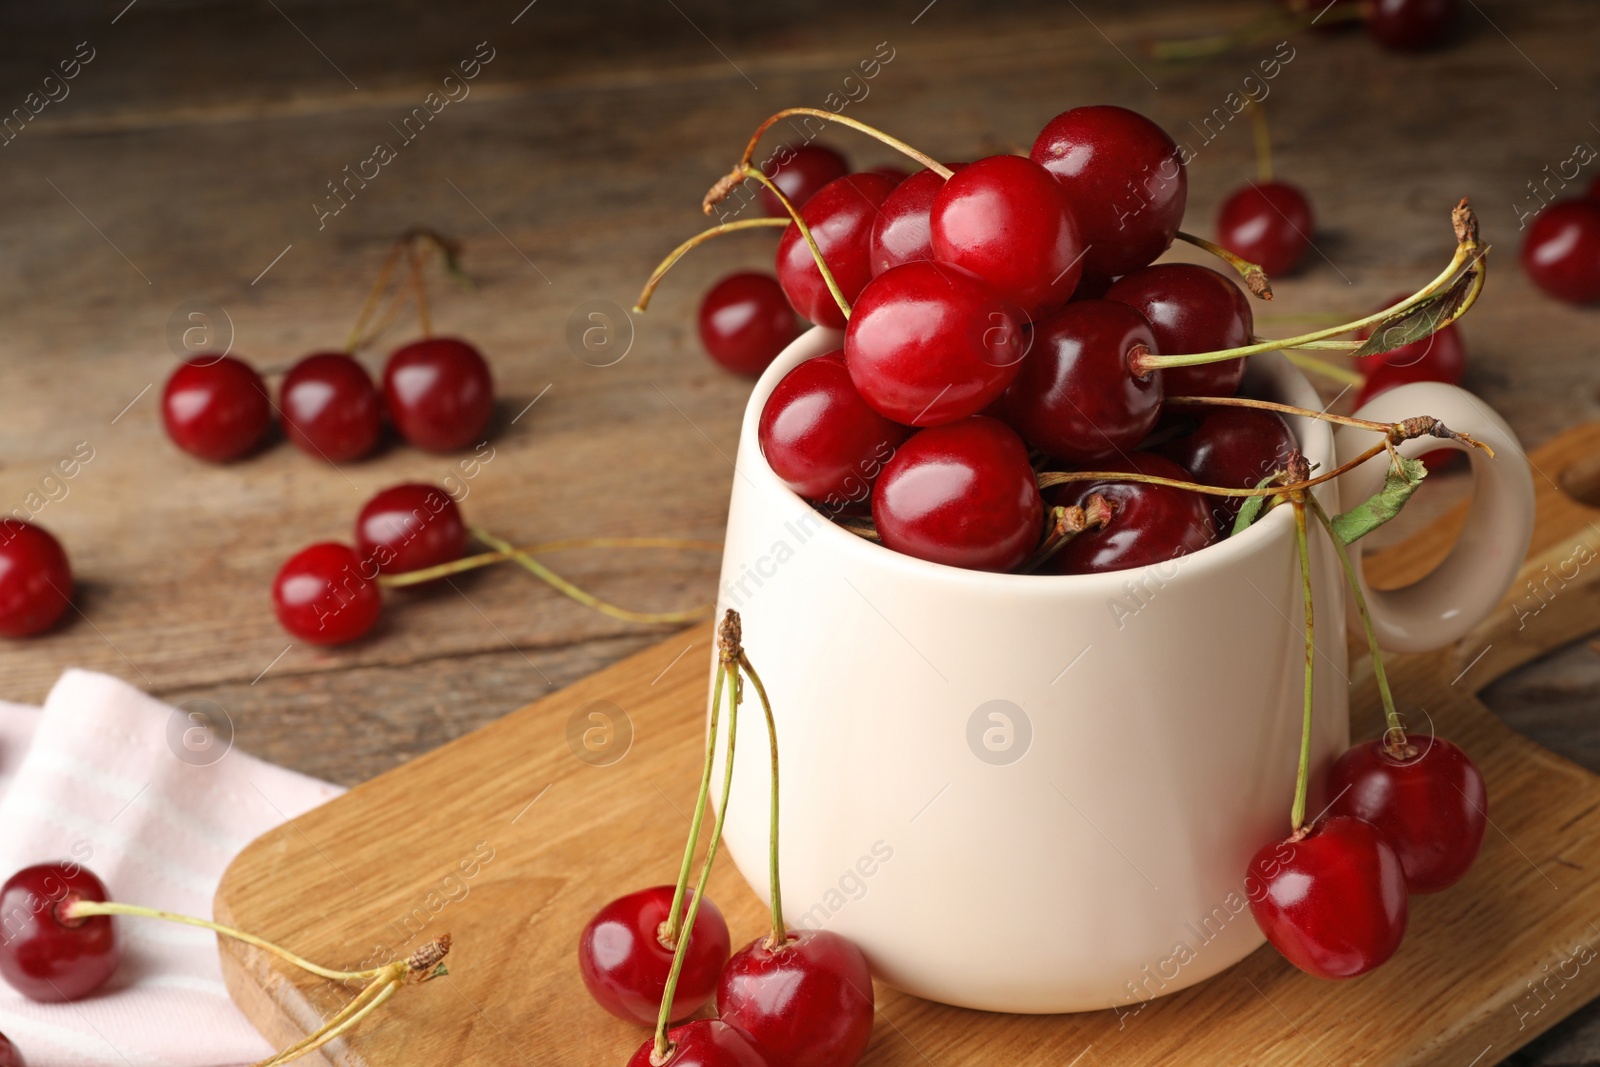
(662, 663, 723, 947)
(470, 527, 712, 624)
(378, 537, 722, 588)
(634, 217, 791, 312)
(254, 973, 402, 1067)
(739, 164, 853, 321)
(1283, 350, 1366, 388)
(739, 650, 785, 947)
(1164, 394, 1391, 433)
(1291, 497, 1316, 834)
(1038, 438, 1391, 499)
(721, 108, 953, 199)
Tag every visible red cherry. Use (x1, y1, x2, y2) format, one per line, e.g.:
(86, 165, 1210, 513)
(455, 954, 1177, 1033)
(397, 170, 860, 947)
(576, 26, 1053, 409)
(279, 352, 383, 462)
(845, 261, 1028, 426)
(1030, 105, 1187, 282)
(717, 931, 874, 1067)
(1589, 174, 1600, 201)
(1327, 736, 1487, 893)
(0, 1032, 22, 1067)
(698, 273, 802, 377)
(272, 542, 382, 645)
(0, 864, 120, 1003)
(759, 144, 850, 218)
(355, 483, 468, 577)
(0, 521, 72, 638)
(868, 167, 959, 277)
(1006, 300, 1162, 463)
(578, 886, 731, 1026)
(758, 351, 909, 505)
(1159, 407, 1296, 529)
(1354, 294, 1467, 382)
(872, 417, 1043, 573)
(776, 173, 899, 330)
(1216, 181, 1315, 278)
(1247, 816, 1409, 979)
(383, 337, 495, 452)
(626, 1021, 769, 1067)
(1366, 0, 1456, 50)
(161, 355, 273, 463)
(930, 154, 1084, 313)
(1046, 453, 1215, 575)
(1521, 199, 1600, 305)
(1105, 264, 1253, 398)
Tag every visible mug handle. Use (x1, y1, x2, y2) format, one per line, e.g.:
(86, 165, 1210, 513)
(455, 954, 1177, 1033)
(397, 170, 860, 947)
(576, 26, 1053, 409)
(1331, 382, 1536, 654)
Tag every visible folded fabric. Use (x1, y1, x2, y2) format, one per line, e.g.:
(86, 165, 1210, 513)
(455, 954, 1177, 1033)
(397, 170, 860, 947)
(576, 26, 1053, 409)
(0, 670, 342, 1067)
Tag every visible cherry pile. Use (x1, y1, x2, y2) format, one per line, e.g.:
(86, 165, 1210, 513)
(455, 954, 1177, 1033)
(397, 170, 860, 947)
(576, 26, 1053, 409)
(1521, 181, 1600, 305)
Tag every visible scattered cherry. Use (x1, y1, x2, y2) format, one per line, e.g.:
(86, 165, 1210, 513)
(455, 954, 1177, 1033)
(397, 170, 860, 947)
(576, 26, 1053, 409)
(0, 1032, 21, 1067)
(868, 167, 959, 276)
(279, 351, 383, 462)
(775, 172, 899, 329)
(1366, 0, 1457, 50)
(1521, 199, 1600, 305)
(578, 886, 731, 1026)
(758, 351, 909, 504)
(1106, 264, 1253, 398)
(759, 144, 850, 218)
(383, 337, 495, 452)
(0, 521, 72, 638)
(1159, 407, 1296, 528)
(356, 483, 468, 577)
(1328, 736, 1487, 893)
(717, 931, 874, 1067)
(699, 273, 802, 376)
(0, 863, 120, 1003)
(161, 355, 273, 463)
(272, 542, 382, 645)
(1217, 180, 1315, 278)
(1046, 453, 1216, 575)
(626, 1021, 769, 1067)
(1247, 816, 1408, 979)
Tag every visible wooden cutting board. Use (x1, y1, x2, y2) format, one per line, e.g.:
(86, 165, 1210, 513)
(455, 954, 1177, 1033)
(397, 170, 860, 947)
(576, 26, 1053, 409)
(216, 422, 1600, 1067)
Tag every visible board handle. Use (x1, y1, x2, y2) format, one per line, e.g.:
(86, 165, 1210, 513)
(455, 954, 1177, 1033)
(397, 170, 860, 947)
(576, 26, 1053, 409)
(1332, 382, 1536, 654)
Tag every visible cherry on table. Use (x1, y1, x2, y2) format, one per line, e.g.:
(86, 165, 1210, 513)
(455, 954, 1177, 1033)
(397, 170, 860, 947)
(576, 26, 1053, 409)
(0, 863, 120, 1003)
(758, 351, 909, 505)
(279, 351, 383, 462)
(1159, 407, 1296, 529)
(698, 272, 801, 377)
(162, 355, 273, 463)
(1046, 453, 1216, 575)
(775, 172, 900, 329)
(0, 1032, 22, 1067)
(383, 337, 495, 452)
(1366, 0, 1457, 50)
(272, 542, 382, 645)
(0, 520, 72, 638)
(717, 930, 874, 1067)
(578, 885, 731, 1026)
(868, 166, 960, 277)
(1217, 181, 1315, 278)
(1521, 199, 1600, 305)
(626, 1021, 769, 1067)
(759, 143, 850, 218)
(1105, 264, 1254, 398)
(356, 483, 468, 577)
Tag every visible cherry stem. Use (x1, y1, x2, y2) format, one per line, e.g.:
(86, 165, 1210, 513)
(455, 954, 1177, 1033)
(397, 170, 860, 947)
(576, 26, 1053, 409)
(409, 240, 432, 339)
(1251, 99, 1273, 184)
(662, 640, 724, 949)
(1290, 494, 1315, 833)
(1175, 231, 1273, 300)
(1022, 495, 1113, 572)
(737, 648, 786, 947)
(634, 217, 792, 312)
(344, 230, 463, 352)
(1281, 350, 1366, 388)
(344, 240, 408, 351)
(1038, 438, 1396, 500)
(740, 164, 853, 321)
(1163, 394, 1391, 434)
(377, 537, 723, 588)
(254, 974, 401, 1067)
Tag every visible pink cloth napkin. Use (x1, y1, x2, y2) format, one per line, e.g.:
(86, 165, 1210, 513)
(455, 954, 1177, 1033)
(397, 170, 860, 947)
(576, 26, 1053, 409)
(0, 670, 342, 1067)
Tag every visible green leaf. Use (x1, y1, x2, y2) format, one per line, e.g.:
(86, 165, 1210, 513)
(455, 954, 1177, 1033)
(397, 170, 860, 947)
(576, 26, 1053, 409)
(1350, 272, 1474, 360)
(1330, 456, 1428, 544)
(1230, 474, 1282, 537)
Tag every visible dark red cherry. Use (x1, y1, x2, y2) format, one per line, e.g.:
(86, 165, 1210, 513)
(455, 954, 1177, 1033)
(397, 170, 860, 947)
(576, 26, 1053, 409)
(1046, 453, 1215, 575)
(1366, 0, 1456, 50)
(0, 1032, 21, 1067)
(1589, 174, 1600, 201)
(868, 167, 960, 277)
(865, 165, 910, 184)
(383, 337, 495, 452)
(1327, 736, 1487, 893)
(279, 351, 382, 462)
(845, 261, 1028, 426)
(0, 521, 72, 638)
(759, 143, 850, 218)
(1521, 199, 1600, 305)
(776, 173, 900, 329)
(758, 351, 909, 506)
(0, 863, 120, 1003)
(1030, 105, 1187, 282)
(1217, 181, 1314, 278)
(272, 542, 382, 645)
(1105, 264, 1253, 398)
(1159, 407, 1296, 529)
(356, 483, 468, 577)
(698, 272, 802, 377)
(717, 931, 874, 1067)
(1247, 816, 1408, 979)
(626, 1021, 769, 1067)
(930, 154, 1083, 313)
(1354, 294, 1467, 382)
(161, 355, 272, 463)
(578, 886, 731, 1026)
(1006, 300, 1162, 463)
(872, 417, 1042, 573)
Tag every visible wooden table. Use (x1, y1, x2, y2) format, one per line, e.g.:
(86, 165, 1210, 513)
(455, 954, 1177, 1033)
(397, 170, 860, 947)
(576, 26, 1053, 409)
(1, 1, 1596, 1061)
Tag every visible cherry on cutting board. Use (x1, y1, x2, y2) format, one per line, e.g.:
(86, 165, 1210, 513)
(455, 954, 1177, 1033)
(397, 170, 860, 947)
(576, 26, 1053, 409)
(578, 885, 731, 1026)
(0, 520, 73, 638)
(1159, 407, 1296, 528)
(279, 351, 383, 462)
(698, 272, 801, 376)
(0, 863, 120, 1003)
(272, 542, 382, 645)
(626, 1021, 769, 1067)
(1217, 181, 1315, 278)
(161, 355, 273, 463)
(759, 144, 849, 218)
(775, 172, 900, 329)
(1046, 453, 1215, 575)
(1521, 199, 1600, 305)
(356, 483, 469, 577)
(1105, 264, 1253, 398)
(383, 337, 495, 452)
(717, 930, 874, 1067)
(758, 351, 909, 505)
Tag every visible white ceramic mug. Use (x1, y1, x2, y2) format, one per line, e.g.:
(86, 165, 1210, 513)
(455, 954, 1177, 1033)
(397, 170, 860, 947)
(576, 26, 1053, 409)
(711, 326, 1533, 1014)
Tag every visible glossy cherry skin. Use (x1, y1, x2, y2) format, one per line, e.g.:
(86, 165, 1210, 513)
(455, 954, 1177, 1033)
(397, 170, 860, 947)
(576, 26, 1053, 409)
(930, 154, 1083, 314)
(869, 167, 958, 277)
(1247, 816, 1409, 979)
(0, 1032, 21, 1067)
(776, 173, 900, 330)
(0, 863, 120, 1002)
(578, 886, 731, 1026)
(872, 417, 1042, 573)
(1217, 181, 1314, 278)
(1327, 737, 1487, 893)
(0, 521, 72, 638)
(1160, 407, 1296, 529)
(1521, 199, 1600, 305)
(717, 931, 874, 1067)
(1105, 264, 1253, 398)
(279, 351, 383, 462)
(161, 355, 273, 462)
(1355, 294, 1467, 382)
(845, 261, 1028, 427)
(1031, 105, 1187, 282)
(626, 1021, 769, 1067)
(1007, 300, 1162, 463)
(383, 337, 495, 452)
(271, 542, 382, 645)
(758, 351, 910, 506)
(698, 273, 801, 377)
(1046, 453, 1216, 575)
(759, 143, 850, 218)
(356, 483, 468, 577)
(1366, 0, 1456, 50)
